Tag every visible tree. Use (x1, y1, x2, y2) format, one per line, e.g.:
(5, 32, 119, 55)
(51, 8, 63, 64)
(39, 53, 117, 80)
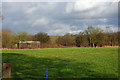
(91, 27, 104, 47)
(96, 32, 104, 47)
(75, 32, 84, 47)
(85, 26, 105, 47)
(111, 32, 118, 46)
(118, 32, 120, 46)
(63, 33, 75, 46)
(35, 32, 50, 44)
(2, 29, 13, 48)
(27, 34, 34, 41)
(85, 26, 95, 47)
(56, 33, 76, 46)
(15, 32, 28, 41)
(75, 32, 89, 47)
(12, 33, 19, 45)
(82, 35, 89, 47)
(56, 36, 65, 46)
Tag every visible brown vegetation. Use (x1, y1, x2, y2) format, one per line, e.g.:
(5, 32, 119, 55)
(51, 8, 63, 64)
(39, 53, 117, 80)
(1, 26, 119, 49)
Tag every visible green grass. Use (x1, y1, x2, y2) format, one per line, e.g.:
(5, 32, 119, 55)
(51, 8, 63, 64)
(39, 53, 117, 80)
(2, 47, 118, 78)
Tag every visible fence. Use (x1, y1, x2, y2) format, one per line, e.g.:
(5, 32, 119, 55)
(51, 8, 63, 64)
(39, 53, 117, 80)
(2, 63, 11, 79)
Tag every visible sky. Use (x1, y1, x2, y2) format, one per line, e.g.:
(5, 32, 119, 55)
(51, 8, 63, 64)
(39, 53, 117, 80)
(2, 1, 118, 35)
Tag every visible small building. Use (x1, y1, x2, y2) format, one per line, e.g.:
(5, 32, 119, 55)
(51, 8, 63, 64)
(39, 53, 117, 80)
(17, 41, 40, 49)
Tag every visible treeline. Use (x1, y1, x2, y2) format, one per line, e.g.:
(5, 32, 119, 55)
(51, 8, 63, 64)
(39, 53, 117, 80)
(57, 26, 119, 47)
(1, 26, 119, 48)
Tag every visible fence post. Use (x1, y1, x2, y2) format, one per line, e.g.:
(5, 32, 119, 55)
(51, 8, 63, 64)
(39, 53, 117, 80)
(2, 63, 11, 79)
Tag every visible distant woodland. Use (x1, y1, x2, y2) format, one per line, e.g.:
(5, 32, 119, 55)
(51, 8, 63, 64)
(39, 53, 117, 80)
(1, 26, 120, 48)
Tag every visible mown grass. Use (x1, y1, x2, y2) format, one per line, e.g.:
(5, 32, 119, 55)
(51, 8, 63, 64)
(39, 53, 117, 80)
(2, 47, 118, 78)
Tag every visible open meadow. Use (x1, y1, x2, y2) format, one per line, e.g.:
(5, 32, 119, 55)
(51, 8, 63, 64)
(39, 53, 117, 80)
(2, 47, 118, 78)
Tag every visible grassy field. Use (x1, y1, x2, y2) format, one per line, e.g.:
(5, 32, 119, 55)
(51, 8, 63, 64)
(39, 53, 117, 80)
(2, 47, 118, 78)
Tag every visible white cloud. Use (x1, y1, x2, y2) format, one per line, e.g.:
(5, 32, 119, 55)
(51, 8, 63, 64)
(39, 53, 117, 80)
(2, 2, 118, 35)
(65, 1, 102, 13)
(65, 1, 118, 19)
(48, 23, 83, 35)
(25, 7, 38, 14)
(110, 26, 118, 32)
(48, 23, 71, 35)
(74, 1, 99, 11)
(96, 25, 118, 32)
(99, 18, 107, 23)
(32, 18, 49, 26)
(69, 30, 83, 34)
(65, 3, 74, 13)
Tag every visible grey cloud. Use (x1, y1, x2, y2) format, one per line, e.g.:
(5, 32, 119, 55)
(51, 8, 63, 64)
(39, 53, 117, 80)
(2, 2, 118, 35)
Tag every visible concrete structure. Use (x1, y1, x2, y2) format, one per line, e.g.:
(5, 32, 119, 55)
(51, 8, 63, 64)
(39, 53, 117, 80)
(17, 41, 40, 49)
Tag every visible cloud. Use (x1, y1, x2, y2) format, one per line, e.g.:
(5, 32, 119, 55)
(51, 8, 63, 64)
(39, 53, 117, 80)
(3, 0, 119, 2)
(48, 23, 85, 35)
(65, 1, 118, 18)
(65, 3, 74, 13)
(95, 24, 118, 32)
(48, 23, 71, 35)
(69, 30, 83, 34)
(99, 18, 107, 23)
(2, 2, 118, 35)
(32, 18, 49, 26)
(74, 1, 99, 11)
(25, 7, 38, 14)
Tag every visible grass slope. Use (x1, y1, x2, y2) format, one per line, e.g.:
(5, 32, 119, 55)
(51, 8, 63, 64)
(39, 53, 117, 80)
(2, 47, 118, 78)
